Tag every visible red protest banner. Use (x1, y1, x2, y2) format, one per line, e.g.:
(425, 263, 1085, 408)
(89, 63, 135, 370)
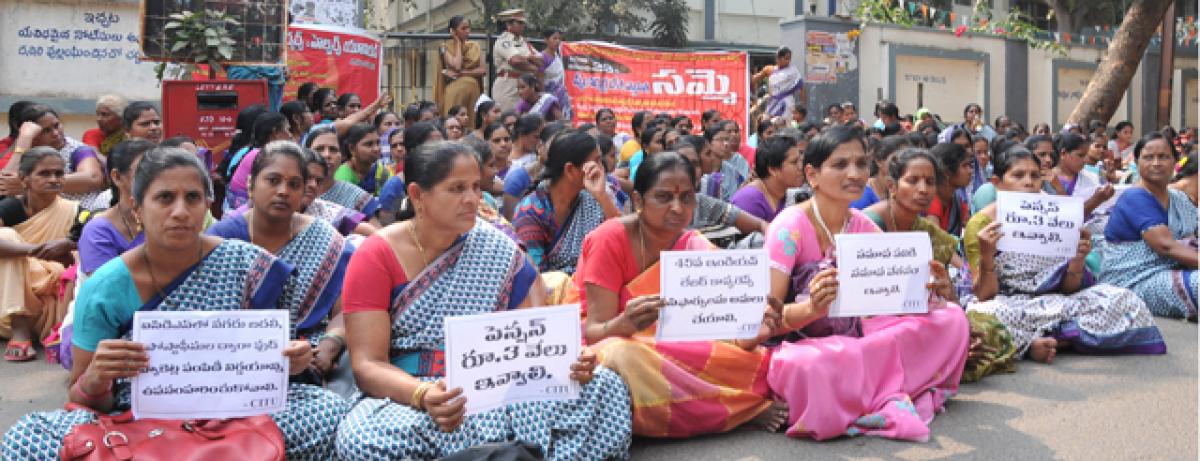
(562, 41, 748, 138)
(285, 24, 380, 103)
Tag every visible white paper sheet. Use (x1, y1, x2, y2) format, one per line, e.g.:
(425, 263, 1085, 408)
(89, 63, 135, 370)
(995, 191, 1084, 258)
(657, 249, 769, 341)
(832, 232, 932, 317)
(444, 305, 581, 415)
(132, 310, 290, 420)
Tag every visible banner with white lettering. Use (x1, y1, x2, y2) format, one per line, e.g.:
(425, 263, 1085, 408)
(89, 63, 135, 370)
(561, 41, 748, 142)
(657, 249, 768, 341)
(444, 305, 581, 415)
(132, 310, 289, 420)
(996, 191, 1084, 257)
(285, 24, 380, 104)
(833, 232, 932, 317)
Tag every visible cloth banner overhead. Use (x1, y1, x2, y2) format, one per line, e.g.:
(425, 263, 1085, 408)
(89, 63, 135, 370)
(285, 23, 380, 104)
(561, 41, 748, 139)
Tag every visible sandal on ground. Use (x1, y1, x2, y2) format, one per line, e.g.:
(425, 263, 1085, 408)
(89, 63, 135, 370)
(4, 340, 36, 362)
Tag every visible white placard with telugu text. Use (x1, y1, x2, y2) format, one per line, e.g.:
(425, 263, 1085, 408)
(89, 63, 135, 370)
(132, 310, 289, 420)
(657, 249, 769, 341)
(444, 305, 580, 415)
(832, 232, 931, 317)
(996, 191, 1084, 257)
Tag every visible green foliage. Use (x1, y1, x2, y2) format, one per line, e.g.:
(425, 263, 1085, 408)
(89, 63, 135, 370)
(853, 0, 917, 28)
(853, 0, 1065, 55)
(153, 9, 241, 81)
(648, 0, 690, 47)
(481, 0, 690, 47)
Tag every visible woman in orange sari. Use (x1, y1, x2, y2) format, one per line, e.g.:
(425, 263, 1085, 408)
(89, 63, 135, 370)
(434, 16, 486, 130)
(0, 147, 82, 361)
(567, 152, 788, 438)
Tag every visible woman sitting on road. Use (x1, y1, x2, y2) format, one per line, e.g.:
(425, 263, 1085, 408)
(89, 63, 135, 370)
(0, 148, 83, 363)
(731, 136, 805, 223)
(513, 130, 621, 274)
(334, 123, 391, 197)
(305, 126, 382, 221)
(334, 141, 631, 460)
(925, 141, 974, 236)
(764, 125, 969, 442)
(208, 141, 354, 387)
(515, 73, 563, 122)
(4, 105, 107, 211)
(1101, 133, 1198, 319)
(568, 152, 788, 437)
(863, 148, 1017, 382)
(2, 148, 348, 460)
(80, 95, 127, 158)
(964, 147, 1165, 364)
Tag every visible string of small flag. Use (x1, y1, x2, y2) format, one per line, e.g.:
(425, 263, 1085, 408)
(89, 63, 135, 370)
(891, 0, 1198, 47)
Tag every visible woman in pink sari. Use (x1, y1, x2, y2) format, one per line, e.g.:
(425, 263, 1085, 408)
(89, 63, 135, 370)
(765, 125, 969, 442)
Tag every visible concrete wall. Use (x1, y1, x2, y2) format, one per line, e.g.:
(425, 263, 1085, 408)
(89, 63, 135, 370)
(0, 0, 161, 139)
(857, 23, 1007, 126)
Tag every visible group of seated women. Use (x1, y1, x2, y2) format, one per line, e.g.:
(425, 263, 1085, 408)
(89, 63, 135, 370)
(1, 105, 1195, 460)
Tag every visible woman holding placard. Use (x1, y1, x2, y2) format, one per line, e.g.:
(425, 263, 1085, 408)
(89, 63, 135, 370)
(764, 125, 970, 442)
(335, 141, 631, 461)
(964, 147, 1164, 365)
(569, 152, 787, 437)
(863, 148, 1018, 382)
(3, 148, 349, 460)
(207, 141, 355, 386)
(512, 130, 620, 274)
(1101, 133, 1198, 319)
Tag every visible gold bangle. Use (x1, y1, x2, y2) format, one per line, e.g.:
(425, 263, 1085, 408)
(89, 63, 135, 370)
(411, 382, 433, 410)
(12, 147, 26, 156)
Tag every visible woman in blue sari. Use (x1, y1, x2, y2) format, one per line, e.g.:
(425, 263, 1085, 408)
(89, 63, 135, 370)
(208, 141, 354, 384)
(965, 147, 1164, 364)
(1102, 133, 1199, 318)
(2, 148, 348, 460)
(513, 130, 620, 274)
(306, 126, 382, 220)
(335, 141, 631, 460)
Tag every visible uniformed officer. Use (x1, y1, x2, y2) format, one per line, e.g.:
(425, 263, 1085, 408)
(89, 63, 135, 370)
(490, 9, 540, 113)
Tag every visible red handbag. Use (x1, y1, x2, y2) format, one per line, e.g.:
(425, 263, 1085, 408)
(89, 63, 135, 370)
(59, 404, 286, 461)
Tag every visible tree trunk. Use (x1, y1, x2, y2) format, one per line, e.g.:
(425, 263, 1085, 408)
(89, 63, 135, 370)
(1067, 0, 1174, 126)
(1047, 0, 1075, 36)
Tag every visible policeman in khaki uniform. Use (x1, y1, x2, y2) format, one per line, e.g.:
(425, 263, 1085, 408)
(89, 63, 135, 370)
(491, 9, 540, 112)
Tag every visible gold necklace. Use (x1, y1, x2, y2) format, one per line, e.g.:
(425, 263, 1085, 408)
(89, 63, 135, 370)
(407, 220, 429, 266)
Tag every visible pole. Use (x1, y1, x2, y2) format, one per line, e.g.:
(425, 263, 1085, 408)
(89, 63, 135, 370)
(1156, 1, 1176, 129)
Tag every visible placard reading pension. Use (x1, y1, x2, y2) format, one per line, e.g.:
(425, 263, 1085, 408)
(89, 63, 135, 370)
(996, 191, 1084, 258)
(832, 232, 932, 317)
(444, 305, 581, 415)
(658, 249, 769, 341)
(131, 310, 289, 420)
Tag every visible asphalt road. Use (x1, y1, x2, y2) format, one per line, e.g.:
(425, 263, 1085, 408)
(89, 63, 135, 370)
(2, 319, 1196, 460)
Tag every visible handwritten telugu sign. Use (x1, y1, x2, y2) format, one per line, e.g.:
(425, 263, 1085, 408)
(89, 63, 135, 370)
(444, 305, 580, 415)
(658, 249, 768, 341)
(833, 232, 932, 317)
(131, 310, 289, 420)
(996, 192, 1083, 257)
